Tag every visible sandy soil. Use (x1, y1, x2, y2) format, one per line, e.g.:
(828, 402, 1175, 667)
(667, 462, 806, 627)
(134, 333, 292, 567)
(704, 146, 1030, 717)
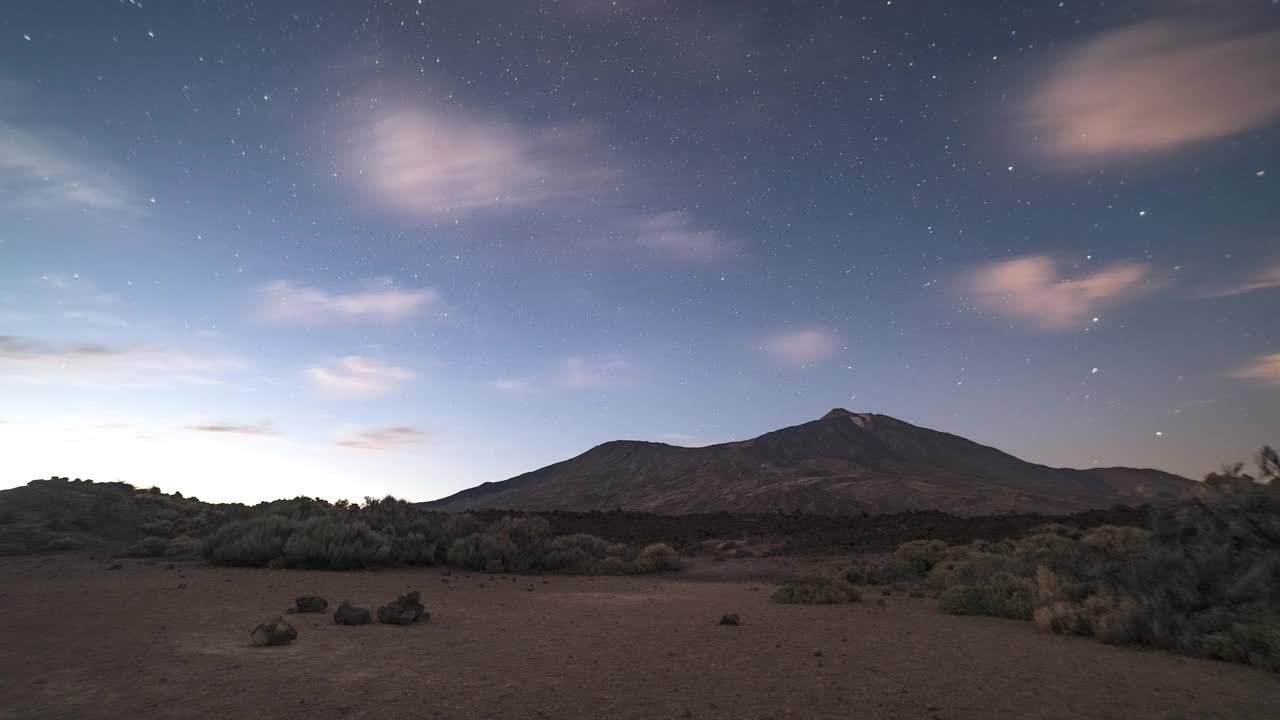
(2, 555, 1278, 720)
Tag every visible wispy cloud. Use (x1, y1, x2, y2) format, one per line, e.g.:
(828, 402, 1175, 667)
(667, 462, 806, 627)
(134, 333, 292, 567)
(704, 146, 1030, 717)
(964, 255, 1156, 331)
(307, 356, 415, 399)
(258, 278, 439, 324)
(560, 354, 630, 388)
(1230, 353, 1280, 386)
(1200, 261, 1280, 299)
(1024, 20, 1280, 163)
(764, 328, 838, 367)
(633, 211, 734, 262)
(186, 420, 278, 436)
(0, 123, 139, 212)
(336, 426, 428, 451)
(653, 432, 708, 446)
(0, 334, 243, 385)
(492, 377, 538, 393)
(353, 104, 612, 217)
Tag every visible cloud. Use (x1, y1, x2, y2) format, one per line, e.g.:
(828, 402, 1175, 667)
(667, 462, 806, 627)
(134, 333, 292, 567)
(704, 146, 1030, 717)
(492, 377, 538, 393)
(336, 426, 428, 451)
(307, 356, 415, 399)
(1230, 353, 1280, 386)
(764, 328, 838, 367)
(965, 255, 1156, 331)
(0, 334, 243, 385)
(1024, 20, 1280, 163)
(352, 104, 613, 217)
(186, 421, 278, 436)
(0, 123, 138, 212)
(258, 279, 439, 323)
(633, 211, 733, 262)
(653, 432, 707, 446)
(560, 354, 629, 388)
(1200, 261, 1280, 299)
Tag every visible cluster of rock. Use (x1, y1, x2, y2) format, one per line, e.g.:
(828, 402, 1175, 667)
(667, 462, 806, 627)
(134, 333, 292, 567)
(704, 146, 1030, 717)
(251, 591, 429, 646)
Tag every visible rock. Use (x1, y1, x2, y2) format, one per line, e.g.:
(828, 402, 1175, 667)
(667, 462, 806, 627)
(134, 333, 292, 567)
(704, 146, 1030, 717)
(107, 563, 123, 571)
(250, 618, 297, 647)
(719, 613, 740, 626)
(291, 595, 328, 614)
(333, 601, 372, 626)
(177, 583, 187, 590)
(376, 590, 429, 625)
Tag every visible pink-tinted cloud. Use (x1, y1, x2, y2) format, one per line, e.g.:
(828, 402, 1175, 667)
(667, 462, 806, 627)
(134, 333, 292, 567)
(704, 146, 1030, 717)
(560, 354, 629, 388)
(1231, 353, 1280, 386)
(258, 279, 438, 323)
(336, 426, 427, 451)
(633, 211, 733, 262)
(353, 105, 611, 217)
(965, 255, 1156, 331)
(0, 334, 244, 385)
(1201, 261, 1280, 299)
(307, 356, 415, 399)
(1024, 20, 1280, 163)
(764, 328, 838, 368)
(186, 420, 278, 436)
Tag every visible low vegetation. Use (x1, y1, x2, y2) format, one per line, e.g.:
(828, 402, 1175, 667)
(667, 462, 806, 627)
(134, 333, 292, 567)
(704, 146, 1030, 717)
(772, 575, 862, 604)
(850, 447, 1280, 671)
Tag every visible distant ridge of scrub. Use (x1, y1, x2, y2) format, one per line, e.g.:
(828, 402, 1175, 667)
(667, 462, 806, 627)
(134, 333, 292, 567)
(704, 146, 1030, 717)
(202, 499, 682, 574)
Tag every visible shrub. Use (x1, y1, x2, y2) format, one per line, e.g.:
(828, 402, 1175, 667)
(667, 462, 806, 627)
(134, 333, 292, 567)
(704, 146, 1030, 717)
(635, 543, 682, 572)
(1080, 525, 1151, 553)
(121, 536, 170, 558)
(203, 515, 299, 566)
(928, 551, 1032, 591)
(937, 573, 1036, 620)
(846, 556, 922, 586)
(772, 576, 862, 604)
(447, 531, 520, 573)
(139, 520, 176, 538)
(895, 539, 949, 572)
(46, 536, 85, 552)
(166, 535, 201, 557)
(540, 533, 609, 573)
(282, 518, 390, 570)
(1032, 492, 1280, 671)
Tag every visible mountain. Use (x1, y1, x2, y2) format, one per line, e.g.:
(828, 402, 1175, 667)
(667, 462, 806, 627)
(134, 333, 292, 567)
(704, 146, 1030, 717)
(422, 409, 1208, 515)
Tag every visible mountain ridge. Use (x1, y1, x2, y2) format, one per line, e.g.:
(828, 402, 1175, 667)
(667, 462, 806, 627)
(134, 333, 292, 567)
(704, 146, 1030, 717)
(422, 409, 1206, 515)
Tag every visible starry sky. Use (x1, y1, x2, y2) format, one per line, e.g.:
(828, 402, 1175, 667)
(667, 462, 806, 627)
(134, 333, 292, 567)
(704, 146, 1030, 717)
(2, 1, 1278, 504)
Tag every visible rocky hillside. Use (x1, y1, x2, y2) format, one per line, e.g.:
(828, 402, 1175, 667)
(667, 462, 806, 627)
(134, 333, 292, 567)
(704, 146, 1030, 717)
(423, 409, 1207, 515)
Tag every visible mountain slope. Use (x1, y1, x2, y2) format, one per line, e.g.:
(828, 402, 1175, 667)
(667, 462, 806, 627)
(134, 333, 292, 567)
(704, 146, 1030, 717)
(423, 409, 1206, 515)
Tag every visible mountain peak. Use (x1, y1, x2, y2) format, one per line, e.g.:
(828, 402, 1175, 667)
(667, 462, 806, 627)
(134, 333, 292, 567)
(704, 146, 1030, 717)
(820, 408, 875, 424)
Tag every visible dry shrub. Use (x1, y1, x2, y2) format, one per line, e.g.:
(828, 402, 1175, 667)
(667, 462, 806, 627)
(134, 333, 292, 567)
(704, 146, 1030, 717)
(635, 543, 682, 572)
(894, 539, 950, 572)
(937, 573, 1036, 620)
(847, 556, 923, 585)
(772, 575, 862, 605)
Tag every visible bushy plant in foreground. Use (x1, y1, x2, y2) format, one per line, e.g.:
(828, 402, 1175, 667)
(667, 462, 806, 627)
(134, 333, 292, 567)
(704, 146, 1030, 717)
(772, 576, 862, 604)
(937, 573, 1036, 620)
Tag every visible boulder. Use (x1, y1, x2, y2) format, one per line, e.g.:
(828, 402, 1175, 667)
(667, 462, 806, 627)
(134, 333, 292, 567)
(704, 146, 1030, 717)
(333, 601, 372, 626)
(289, 595, 328, 614)
(376, 590, 429, 625)
(719, 613, 740, 626)
(250, 618, 297, 647)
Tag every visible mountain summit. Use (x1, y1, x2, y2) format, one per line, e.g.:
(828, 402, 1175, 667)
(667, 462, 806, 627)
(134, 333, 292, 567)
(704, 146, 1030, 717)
(422, 410, 1205, 515)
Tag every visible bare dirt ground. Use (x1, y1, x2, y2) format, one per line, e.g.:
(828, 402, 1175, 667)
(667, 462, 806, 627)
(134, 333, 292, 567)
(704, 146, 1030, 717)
(2, 555, 1278, 720)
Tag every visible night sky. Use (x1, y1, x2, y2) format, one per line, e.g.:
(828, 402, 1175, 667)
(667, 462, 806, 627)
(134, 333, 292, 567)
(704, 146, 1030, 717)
(2, 1, 1278, 504)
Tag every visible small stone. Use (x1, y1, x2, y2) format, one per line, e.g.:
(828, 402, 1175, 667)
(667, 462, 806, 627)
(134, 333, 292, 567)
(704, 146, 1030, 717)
(719, 613, 740, 626)
(291, 595, 328, 614)
(106, 563, 123, 570)
(250, 617, 297, 647)
(333, 601, 372, 626)
(376, 590, 429, 625)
